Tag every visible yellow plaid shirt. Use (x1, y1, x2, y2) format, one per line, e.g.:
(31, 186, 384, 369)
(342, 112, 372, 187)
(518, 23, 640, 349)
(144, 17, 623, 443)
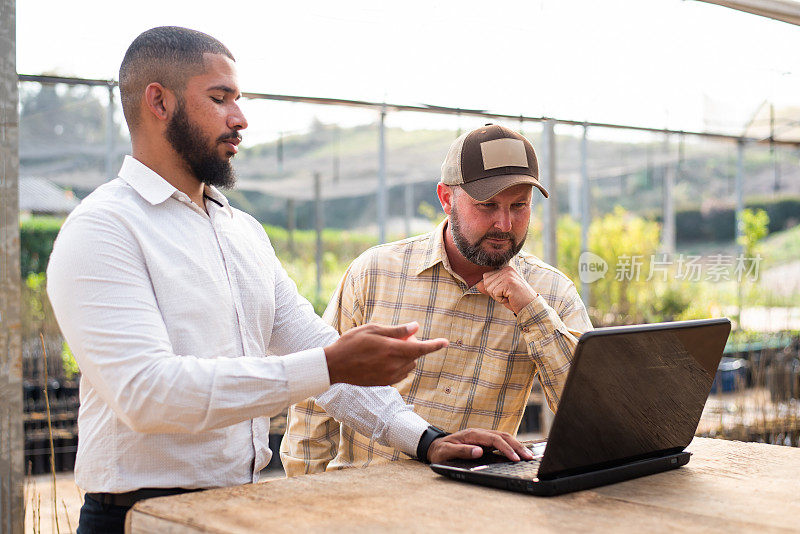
(281, 219, 592, 476)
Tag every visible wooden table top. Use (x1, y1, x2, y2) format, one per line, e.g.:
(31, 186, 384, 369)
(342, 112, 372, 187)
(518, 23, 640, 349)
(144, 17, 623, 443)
(127, 437, 800, 533)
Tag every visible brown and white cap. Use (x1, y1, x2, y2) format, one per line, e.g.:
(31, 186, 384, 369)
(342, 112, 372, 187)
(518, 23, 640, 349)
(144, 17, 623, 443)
(441, 123, 548, 201)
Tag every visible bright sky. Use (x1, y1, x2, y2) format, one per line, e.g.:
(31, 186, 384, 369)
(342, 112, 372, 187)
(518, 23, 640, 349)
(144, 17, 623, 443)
(16, 0, 800, 146)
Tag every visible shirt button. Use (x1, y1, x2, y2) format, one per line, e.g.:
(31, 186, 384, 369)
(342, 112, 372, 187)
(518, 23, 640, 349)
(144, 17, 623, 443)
(455, 339, 463, 346)
(444, 386, 451, 394)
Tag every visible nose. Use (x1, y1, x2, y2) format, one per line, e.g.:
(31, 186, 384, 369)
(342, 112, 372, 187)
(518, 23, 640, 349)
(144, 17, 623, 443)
(494, 208, 512, 232)
(228, 102, 248, 131)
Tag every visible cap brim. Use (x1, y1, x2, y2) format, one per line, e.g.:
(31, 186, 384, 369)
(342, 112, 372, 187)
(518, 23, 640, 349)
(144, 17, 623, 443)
(460, 174, 549, 201)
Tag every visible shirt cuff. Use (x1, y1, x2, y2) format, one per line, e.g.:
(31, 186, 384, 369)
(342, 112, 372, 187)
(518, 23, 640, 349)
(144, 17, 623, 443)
(282, 347, 331, 406)
(387, 408, 431, 458)
(516, 294, 567, 339)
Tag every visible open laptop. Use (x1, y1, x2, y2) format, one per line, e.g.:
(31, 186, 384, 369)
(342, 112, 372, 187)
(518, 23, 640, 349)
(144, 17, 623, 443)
(431, 318, 731, 496)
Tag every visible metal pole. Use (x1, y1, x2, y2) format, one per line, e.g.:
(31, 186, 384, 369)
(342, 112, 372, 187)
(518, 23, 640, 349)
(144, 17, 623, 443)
(540, 110, 559, 432)
(404, 181, 413, 237)
(771, 103, 780, 193)
(0, 0, 24, 530)
(542, 119, 558, 267)
(277, 131, 284, 173)
(736, 140, 745, 251)
(662, 134, 676, 256)
(286, 198, 295, 256)
(105, 83, 115, 180)
(735, 139, 745, 329)
(569, 127, 581, 221)
(377, 104, 387, 244)
(333, 126, 340, 184)
(580, 124, 591, 304)
(314, 172, 323, 301)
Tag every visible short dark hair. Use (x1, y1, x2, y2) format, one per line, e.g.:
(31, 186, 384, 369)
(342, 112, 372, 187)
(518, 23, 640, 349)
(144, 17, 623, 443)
(119, 26, 235, 128)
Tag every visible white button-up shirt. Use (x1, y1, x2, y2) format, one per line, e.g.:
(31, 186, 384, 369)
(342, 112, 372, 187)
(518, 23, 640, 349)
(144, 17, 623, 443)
(46, 156, 428, 493)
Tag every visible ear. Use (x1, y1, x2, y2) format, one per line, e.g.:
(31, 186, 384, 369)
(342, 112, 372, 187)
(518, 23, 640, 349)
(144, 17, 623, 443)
(437, 182, 455, 215)
(143, 82, 175, 122)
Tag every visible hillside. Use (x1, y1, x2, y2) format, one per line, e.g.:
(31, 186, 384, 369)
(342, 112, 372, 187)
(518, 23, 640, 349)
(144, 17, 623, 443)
(231, 121, 800, 229)
(18, 81, 800, 230)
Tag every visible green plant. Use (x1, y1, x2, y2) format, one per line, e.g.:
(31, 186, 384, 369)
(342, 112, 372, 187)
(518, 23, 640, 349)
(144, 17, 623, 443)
(20, 216, 63, 277)
(587, 207, 662, 324)
(21, 272, 61, 340)
(417, 201, 445, 226)
(760, 223, 800, 267)
(737, 208, 770, 261)
(61, 343, 79, 380)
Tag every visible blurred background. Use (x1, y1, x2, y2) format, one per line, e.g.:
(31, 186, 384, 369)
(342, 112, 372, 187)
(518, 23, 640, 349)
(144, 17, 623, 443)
(10, 0, 800, 531)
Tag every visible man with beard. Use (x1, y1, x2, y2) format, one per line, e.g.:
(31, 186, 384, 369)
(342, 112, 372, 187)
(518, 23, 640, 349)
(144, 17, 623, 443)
(282, 124, 593, 476)
(46, 29, 530, 533)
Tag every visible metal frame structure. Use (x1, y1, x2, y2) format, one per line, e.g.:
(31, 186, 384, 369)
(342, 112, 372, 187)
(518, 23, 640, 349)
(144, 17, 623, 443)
(695, 0, 800, 25)
(17, 73, 800, 265)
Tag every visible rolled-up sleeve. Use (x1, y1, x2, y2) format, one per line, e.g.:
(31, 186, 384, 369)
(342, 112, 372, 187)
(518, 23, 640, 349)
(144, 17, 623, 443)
(517, 281, 593, 411)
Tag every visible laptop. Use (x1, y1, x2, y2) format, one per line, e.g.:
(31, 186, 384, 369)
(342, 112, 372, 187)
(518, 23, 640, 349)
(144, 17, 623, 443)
(431, 318, 731, 496)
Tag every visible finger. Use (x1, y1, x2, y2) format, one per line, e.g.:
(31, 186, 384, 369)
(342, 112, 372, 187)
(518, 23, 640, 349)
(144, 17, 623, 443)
(484, 433, 521, 462)
(407, 337, 449, 356)
(483, 278, 513, 306)
(500, 434, 534, 460)
(431, 442, 485, 463)
(369, 321, 420, 340)
(483, 274, 506, 295)
(475, 280, 487, 295)
(481, 269, 504, 284)
(457, 430, 521, 462)
(387, 337, 449, 363)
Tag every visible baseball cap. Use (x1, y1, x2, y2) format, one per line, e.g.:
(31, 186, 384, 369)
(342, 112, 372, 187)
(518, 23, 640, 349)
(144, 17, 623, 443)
(440, 123, 548, 201)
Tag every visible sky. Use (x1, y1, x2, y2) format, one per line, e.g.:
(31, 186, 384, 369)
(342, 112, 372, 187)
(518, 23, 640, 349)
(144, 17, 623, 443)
(15, 0, 800, 146)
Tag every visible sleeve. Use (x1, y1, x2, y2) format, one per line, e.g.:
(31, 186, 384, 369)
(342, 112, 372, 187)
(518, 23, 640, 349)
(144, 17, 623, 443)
(46, 210, 331, 434)
(517, 276, 593, 412)
(281, 258, 429, 476)
(280, 396, 341, 477)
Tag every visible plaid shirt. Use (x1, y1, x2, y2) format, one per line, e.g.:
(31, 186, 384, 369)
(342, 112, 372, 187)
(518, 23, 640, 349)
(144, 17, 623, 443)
(281, 219, 592, 476)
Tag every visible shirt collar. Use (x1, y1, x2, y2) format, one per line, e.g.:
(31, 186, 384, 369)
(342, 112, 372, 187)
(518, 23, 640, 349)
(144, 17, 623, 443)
(118, 156, 178, 206)
(202, 184, 233, 217)
(118, 155, 233, 217)
(412, 218, 451, 276)
(411, 217, 526, 282)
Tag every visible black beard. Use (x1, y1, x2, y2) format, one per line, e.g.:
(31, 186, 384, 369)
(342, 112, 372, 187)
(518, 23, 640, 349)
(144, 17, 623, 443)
(165, 101, 237, 189)
(449, 204, 525, 268)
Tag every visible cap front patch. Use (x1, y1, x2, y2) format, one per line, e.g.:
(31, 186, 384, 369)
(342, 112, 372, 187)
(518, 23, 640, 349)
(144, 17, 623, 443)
(480, 138, 528, 170)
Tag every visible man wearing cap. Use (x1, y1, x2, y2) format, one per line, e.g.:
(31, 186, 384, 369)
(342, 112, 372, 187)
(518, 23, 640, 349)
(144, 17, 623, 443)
(281, 124, 593, 476)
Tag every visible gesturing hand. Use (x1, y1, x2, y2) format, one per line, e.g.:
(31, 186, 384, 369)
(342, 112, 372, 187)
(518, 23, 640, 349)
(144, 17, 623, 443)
(427, 428, 534, 464)
(475, 266, 538, 314)
(324, 322, 448, 386)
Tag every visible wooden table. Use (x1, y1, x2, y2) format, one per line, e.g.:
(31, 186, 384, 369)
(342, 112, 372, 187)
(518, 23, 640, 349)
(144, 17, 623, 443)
(127, 438, 800, 533)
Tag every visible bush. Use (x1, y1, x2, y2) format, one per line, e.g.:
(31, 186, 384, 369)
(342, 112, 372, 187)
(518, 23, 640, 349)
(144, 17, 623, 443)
(665, 195, 800, 243)
(20, 217, 63, 276)
(538, 208, 717, 326)
(21, 272, 61, 339)
(263, 224, 377, 265)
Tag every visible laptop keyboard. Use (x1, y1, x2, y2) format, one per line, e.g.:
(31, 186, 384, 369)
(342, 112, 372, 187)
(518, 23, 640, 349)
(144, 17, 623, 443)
(472, 458, 541, 478)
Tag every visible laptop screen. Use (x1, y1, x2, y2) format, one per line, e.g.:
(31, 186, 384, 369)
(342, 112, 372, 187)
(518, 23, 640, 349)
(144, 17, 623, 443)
(537, 319, 731, 479)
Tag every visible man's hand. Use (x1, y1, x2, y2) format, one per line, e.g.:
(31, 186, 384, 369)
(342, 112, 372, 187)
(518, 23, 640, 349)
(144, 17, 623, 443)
(427, 428, 534, 464)
(324, 322, 448, 386)
(476, 266, 538, 315)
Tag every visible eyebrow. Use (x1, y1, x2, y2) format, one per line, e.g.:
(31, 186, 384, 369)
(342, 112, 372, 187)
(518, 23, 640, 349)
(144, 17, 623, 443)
(207, 85, 242, 100)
